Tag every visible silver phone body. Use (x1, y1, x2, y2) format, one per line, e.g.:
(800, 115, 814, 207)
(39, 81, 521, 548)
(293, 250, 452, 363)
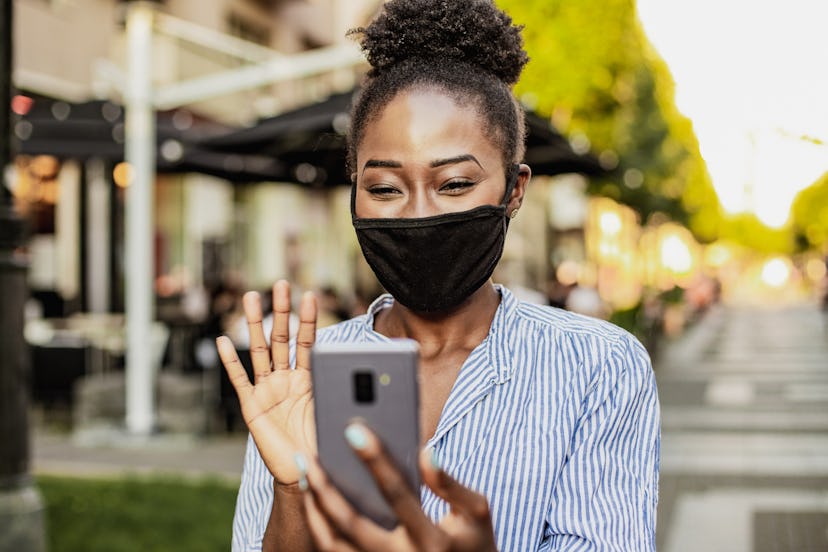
(311, 340, 421, 530)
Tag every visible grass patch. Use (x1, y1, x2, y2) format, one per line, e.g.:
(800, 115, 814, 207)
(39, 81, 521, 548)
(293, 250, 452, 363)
(37, 474, 239, 552)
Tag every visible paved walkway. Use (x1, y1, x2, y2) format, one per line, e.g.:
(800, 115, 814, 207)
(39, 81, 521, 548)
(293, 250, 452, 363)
(655, 303, 828, 552)
(31, 430, 247, 483)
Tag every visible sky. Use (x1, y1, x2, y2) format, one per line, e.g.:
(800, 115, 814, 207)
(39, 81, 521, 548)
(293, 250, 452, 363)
(636, 0, 828, 228)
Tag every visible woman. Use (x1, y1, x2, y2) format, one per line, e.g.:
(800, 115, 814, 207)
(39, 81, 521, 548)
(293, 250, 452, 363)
(217, 1, 660, 550)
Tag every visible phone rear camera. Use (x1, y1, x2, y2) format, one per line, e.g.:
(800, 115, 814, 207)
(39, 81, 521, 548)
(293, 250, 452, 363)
(353, 371, 375, 403)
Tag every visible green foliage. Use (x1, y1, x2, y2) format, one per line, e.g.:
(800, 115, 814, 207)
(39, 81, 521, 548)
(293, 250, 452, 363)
(659, 285, 685, 304)
(791, 171, 828, 251)
(497, 0, 721, 241)
(37, 475, 238, 552)
(718, 212, 795, 254)
(608, 301, 661, 357)
(608, 303, 644, 335)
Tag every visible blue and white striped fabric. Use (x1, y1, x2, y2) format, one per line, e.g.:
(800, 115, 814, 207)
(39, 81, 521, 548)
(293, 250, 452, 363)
(232, 285, 660, 551)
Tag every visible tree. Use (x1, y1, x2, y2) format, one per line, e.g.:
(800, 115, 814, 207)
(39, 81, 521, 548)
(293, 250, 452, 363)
(497, 0, 721, 241)
(791, 171, 828, 251)
(718, 213, 795, 255)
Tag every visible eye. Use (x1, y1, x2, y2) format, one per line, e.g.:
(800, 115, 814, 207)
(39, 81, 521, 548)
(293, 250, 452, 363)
(439, 179, 476, 194)
(366, 184, 402, 198)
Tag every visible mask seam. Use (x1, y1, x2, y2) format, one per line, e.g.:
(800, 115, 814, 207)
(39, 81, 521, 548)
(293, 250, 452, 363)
(353, 205, 505, 229)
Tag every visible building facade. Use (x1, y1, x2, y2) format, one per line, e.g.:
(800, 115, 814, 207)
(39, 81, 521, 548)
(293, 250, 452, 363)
(13, 0, 380, 328)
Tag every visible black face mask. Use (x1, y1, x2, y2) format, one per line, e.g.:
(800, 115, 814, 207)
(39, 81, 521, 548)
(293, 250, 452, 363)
(352, 165, 519, 313)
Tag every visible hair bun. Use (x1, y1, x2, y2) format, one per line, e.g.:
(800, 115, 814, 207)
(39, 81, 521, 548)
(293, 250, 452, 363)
(352, 0, 528, 86)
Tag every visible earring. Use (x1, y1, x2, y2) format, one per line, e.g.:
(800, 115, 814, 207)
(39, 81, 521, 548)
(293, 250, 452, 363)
(510, 209, 519, 219)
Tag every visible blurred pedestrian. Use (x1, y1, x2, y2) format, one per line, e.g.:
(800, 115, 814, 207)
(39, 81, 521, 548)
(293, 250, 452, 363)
(217, 1, 659, 550)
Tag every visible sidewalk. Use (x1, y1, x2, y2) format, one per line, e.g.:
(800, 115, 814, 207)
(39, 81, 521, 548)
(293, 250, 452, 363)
(31, 430, 247, 483)
(655, 303, 828, 552)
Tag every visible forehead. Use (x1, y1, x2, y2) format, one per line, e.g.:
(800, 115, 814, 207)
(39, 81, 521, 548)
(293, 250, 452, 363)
(356, 88, 502, 167)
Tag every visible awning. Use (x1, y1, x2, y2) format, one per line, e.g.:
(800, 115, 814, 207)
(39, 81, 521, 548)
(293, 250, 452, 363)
(199, 90, 354, 187)
(13, 96, 288, 183)
(14, 90, 607, 186)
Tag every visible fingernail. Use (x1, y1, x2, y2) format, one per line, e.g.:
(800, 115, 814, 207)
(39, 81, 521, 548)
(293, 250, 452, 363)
(294, 453, 308, 491)
(344, 423, 369, 450)
(427, 447, 441, 470)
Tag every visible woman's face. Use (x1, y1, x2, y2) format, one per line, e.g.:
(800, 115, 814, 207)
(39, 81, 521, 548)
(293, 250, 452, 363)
(354, 88, 526, 219)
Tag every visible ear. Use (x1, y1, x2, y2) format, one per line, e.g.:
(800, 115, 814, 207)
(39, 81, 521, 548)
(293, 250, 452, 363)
(507, 163, 531, 215)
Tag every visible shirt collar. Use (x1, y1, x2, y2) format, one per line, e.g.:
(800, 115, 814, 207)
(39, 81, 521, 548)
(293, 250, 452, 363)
(488, 284, 518, 384)
(360, 284, 519, 383)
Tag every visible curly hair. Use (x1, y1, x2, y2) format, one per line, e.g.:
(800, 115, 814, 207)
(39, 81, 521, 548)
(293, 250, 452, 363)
(346, 0, 529, 177)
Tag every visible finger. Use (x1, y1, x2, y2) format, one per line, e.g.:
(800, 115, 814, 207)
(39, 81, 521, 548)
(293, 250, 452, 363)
(243, 291, 271, 383)
(420, 448, 493, 525)
(304, 491, 360, 552)
(295, 291, 318, 371)
(346, 424, 446, 549)
(304, 456, 390, 551)
(270, 280, 291, 371)
(216, 336, 253, 401)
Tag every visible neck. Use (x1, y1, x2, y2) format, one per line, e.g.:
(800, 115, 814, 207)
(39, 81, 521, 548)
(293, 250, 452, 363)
(374, 282, 501, 361)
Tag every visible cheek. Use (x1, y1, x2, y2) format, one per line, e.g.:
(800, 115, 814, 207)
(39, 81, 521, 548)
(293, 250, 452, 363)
(353, 187, 404, 219)
(353, 192, 380, 219)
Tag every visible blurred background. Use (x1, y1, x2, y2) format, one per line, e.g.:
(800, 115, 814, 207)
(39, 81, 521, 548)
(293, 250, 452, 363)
(1, 0, 826, 550)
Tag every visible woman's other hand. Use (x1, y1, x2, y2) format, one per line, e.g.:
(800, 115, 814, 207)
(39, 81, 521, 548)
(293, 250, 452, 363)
(300, 424, 498, 552)
(216, 279, 318, 485)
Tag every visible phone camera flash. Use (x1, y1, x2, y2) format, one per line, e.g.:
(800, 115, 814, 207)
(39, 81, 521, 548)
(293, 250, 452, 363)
(379, 374, 391, 386)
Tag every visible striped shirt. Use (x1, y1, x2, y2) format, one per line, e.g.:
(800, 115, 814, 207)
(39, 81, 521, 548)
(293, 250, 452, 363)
(232, 285, 660, 551)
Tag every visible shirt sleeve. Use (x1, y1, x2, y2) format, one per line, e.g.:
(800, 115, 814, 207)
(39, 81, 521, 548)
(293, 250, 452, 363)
(546, 333, 661, 551)
(231, 434, 274, 552)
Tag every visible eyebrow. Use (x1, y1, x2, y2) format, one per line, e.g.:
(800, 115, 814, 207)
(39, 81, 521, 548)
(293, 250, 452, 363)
(430, 154, 483, 169)
(362, 159, 403, 174)
(361, 154, 483, 176)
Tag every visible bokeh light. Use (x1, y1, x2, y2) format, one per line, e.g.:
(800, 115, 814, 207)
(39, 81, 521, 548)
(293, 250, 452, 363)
(556, 259, 581, 286)
(113, 162, 133, 188)
(760, 257, 791, 288)
(804, 257, 827, 283)
(703, 241, 733, 271)
(660, 235, 693, 275)
(599, 211, 623, 236)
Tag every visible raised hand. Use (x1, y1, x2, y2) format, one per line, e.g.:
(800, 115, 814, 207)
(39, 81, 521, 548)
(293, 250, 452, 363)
(216, 280, 318, 485)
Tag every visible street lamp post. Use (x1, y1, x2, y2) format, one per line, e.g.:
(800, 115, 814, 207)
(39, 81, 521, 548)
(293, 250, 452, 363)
(0, 0, 46, 549)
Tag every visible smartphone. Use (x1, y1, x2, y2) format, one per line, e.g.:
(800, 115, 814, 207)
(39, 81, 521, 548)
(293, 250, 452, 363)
(311, 339, 421, 530)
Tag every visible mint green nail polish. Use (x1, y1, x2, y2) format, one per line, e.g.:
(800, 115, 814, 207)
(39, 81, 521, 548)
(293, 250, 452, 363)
(294, 453, 307, 474)
(294, 452, 309, 490)
(344, 423, 369, 450)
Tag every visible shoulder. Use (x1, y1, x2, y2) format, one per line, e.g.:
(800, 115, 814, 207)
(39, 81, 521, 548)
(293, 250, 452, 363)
(316, 314, 371, 343)
(512, 299, 629, 346)
(314, 294, 392, 344)
(507, 297, 652, 383)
